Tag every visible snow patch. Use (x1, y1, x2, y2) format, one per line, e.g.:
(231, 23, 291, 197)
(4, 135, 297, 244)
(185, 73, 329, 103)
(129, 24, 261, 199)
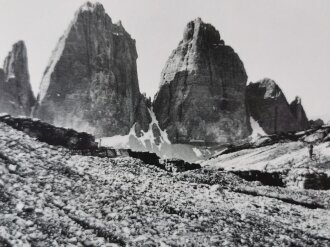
(99, 109, 215, 162)
(7, 74, 16, 80)
(140, 108, 171, 146)
(100, 108, 170, 148)
(250, 117, 266, 141)
(192, 147, 203, 157)
(98, 124, 136, 148)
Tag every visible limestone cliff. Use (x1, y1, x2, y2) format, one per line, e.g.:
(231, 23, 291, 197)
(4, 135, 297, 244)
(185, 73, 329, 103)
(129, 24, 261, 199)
(153, 18, 250, 144)
(35, 2, 150, 137)
(246, 78, 309, 134)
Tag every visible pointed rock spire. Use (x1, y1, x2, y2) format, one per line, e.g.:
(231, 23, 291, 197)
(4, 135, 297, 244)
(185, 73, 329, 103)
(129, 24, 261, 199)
(0, 41, 36, 116)
(35, 2, 150, 137)
(290, 96, 310, 130)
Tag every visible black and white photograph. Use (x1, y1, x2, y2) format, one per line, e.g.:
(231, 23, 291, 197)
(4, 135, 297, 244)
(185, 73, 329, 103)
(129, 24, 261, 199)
(0, 0, 330, 246)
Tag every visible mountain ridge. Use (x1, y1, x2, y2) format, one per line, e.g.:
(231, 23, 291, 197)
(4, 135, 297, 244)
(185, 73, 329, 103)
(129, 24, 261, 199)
(0, 3, 314, 161)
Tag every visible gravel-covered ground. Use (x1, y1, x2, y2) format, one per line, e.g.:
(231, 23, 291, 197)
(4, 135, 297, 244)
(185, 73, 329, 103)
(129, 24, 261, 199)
(202, 141, 330, 172)
(1, 122, 330, 246)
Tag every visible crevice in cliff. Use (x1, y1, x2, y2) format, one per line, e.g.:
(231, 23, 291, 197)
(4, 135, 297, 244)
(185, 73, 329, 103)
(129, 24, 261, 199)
(167, 83, 172, 125)
(82, 13, 93, 82)
(179, 44, 191, 123)
(206, 47, 214, 94)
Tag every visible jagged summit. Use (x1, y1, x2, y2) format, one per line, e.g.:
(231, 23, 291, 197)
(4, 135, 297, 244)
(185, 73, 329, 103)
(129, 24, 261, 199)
(246, 78, 309, 134)
(253, 78, 283, 99)
(183, 18, 224, 45)
(3, 41, 27, 79)
(79, 1, 105, 13)
(290, 96, 309, 130)
(251, 77, 277, 86)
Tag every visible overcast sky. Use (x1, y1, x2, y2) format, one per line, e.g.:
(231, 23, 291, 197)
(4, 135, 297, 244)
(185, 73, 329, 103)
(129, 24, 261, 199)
(0, 0, 329, 121)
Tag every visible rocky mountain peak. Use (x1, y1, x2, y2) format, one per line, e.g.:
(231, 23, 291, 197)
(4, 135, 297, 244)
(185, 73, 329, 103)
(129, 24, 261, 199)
(246, 78, 309, 134)
(0, 41, 36, 116)
(3, 40, 28, 81)
(290, 96, 309, 130)
(153, 19, 249, 144)
(35, 2, 150, 137)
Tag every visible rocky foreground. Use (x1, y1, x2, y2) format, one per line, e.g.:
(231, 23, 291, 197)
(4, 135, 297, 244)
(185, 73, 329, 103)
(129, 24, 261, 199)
(1, 122, 330, 246)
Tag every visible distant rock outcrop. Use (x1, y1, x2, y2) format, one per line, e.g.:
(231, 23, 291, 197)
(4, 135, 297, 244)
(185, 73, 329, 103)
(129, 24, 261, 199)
(290, 96, 310, 131)
(309, 119, 324, 129)
(246, 78, 309, 134)
(35, 2, 150, 137)
(153, 18, 250, 144)
(0, 41, 36, 116)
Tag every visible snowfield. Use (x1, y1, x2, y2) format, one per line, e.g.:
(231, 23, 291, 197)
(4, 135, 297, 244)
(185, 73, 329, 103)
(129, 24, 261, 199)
(0, 122, 330, 246)
(99, 109, 212, 163)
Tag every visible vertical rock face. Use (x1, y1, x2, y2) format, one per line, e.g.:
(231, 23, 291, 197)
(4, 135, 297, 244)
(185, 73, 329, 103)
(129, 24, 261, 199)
(153, 18, 250, 144)
(0, 41, 36, 116)
(290, 96, 309, 131)
(246, 78, 309, 134)
(35, 2, 150, 137)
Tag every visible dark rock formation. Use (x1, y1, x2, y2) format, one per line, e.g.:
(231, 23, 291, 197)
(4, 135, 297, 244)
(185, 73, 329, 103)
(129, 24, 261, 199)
(153, 18, 250, 144)
(246, 78, 307, 134)
(233, 168, 330, 190)
(0, 114, 97, 149)
(290, 96, 309, 131)
(35, 2, 150, 137)
(161, 158, 201, 172)
(231, 170, 285, 187)
(0, 41, 36, 116)
(309, 119, 324, 129)
(127, 150, 201, 172)
(285, 169, 330, 190)
(134, 94, 152, 137)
